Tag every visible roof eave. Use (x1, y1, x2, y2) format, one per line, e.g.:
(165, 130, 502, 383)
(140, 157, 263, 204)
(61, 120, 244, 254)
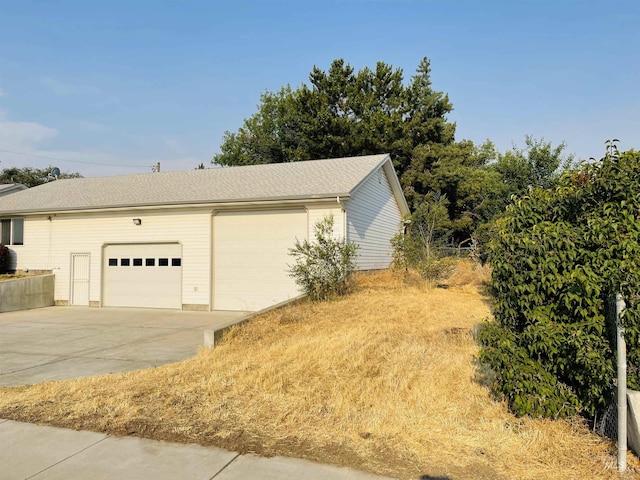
(1, 193, 354, 216)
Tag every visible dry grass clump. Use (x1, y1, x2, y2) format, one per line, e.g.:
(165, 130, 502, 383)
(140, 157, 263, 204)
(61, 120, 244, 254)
(0, 262, 637, 479)
(446, 258, 492, 289)
(0, 272, 39, 282)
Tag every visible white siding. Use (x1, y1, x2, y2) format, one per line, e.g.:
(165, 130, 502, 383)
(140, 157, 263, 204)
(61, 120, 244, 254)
(346, 167, 402, 270)
(11, 209, 211, 307)
(214, 209, 308, 311)
(306, 205, 345, 240)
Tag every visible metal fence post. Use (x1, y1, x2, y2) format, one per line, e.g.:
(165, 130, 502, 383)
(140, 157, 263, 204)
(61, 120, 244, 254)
(616, 292, 627, 472)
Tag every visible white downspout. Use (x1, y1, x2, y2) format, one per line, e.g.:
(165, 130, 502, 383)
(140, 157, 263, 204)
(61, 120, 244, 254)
(336, 196, 346, 240)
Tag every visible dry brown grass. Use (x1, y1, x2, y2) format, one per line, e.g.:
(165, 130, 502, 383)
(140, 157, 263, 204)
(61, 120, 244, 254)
(0, 272, 39, 282)
(0, 259, 637, 479)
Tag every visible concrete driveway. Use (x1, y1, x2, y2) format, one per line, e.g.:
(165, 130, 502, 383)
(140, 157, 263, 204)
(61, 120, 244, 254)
(0, 307, 247, 387)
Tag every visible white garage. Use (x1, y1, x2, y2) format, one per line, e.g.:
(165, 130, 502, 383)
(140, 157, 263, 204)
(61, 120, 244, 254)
(214, 209, 308, 311)
(0, 154, 410, 312)
(102, 243, 182, 309)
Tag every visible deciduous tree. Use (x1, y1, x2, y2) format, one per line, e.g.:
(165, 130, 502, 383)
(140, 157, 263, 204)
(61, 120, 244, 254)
(0, 166, 82, 187)
(492, 135, 574, 196)
(213, 59, 572, 246)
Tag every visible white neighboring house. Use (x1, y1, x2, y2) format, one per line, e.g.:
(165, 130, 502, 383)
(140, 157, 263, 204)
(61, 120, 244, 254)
(0, 184, 27, 246)
(0, 154, 409, 312)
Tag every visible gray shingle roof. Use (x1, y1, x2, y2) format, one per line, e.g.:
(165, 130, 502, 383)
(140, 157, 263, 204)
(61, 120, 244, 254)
(0, 154, 391, 214)
(0, 184, 27, 197)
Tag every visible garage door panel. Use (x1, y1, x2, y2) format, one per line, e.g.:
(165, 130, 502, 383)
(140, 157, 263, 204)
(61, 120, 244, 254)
(106, 275, 180, 296)
(214, 210, 307, 311)
(103, 243, 182, 309)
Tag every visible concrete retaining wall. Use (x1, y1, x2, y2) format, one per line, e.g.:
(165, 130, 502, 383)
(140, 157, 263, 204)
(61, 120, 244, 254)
(0, 275, 55, 313)
(628, 390, 640, 456)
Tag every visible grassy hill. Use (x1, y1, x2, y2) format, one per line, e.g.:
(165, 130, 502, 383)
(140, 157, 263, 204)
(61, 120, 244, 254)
(0, 261, 637, 479)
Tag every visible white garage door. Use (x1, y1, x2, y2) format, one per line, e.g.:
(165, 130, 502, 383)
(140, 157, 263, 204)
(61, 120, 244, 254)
(214, 209, 307, 311)
(103, 243, 182, 309)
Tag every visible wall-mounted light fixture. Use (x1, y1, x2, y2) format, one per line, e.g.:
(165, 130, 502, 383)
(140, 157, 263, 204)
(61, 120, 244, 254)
(132, 218, 142, 226)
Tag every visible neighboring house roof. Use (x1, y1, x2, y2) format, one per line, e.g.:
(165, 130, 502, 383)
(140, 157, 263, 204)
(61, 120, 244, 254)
(0, 184, 27, 198)
(0, 154, 410, 215)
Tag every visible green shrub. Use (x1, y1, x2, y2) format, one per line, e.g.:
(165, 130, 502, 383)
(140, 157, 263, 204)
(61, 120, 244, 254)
(288, 215, 358, 301)
(478, 322, 582, 417)
(0, 244, 10, 274)
(482, 146, 640, 419)
(391, 191, 456, 280)
(417, 256, 457, 281)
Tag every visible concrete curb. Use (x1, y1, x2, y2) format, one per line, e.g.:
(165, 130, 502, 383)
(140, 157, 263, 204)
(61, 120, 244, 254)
(204, 294, 306, 348)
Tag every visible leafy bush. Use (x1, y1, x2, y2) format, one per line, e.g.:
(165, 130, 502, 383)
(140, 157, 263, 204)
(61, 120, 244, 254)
(479, 322, 582, 417)
(391, 191, 456, 280)
(288, 215, 358, 301)
(416, 256, 458, 281)
(480, 146, 640, 419)
(0, 244, 10, 274)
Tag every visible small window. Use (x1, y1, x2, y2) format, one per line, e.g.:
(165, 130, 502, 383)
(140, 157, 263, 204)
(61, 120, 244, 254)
(0, 219, 10, 245)
(12, 219, 23, 245)
(133, 258, 143, 266)
(108, 258, 118, 266)
(121, 258, 130, 266)
(171, 258, 181, 267)
(158, 258, 169, 266)
(0, 218, 25, 245)
(145, 258, 155, 266)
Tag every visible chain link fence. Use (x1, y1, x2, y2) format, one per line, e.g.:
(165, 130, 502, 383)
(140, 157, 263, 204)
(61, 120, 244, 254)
(597, 402, 619, 441)
(596, 295, 620, 440)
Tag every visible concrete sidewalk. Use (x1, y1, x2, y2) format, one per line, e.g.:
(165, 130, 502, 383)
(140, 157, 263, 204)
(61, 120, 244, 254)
(0, 419, 394, 480)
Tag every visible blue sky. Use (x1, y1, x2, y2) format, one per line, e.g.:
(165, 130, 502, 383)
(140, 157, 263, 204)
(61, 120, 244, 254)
(0, 0, 638, 177)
